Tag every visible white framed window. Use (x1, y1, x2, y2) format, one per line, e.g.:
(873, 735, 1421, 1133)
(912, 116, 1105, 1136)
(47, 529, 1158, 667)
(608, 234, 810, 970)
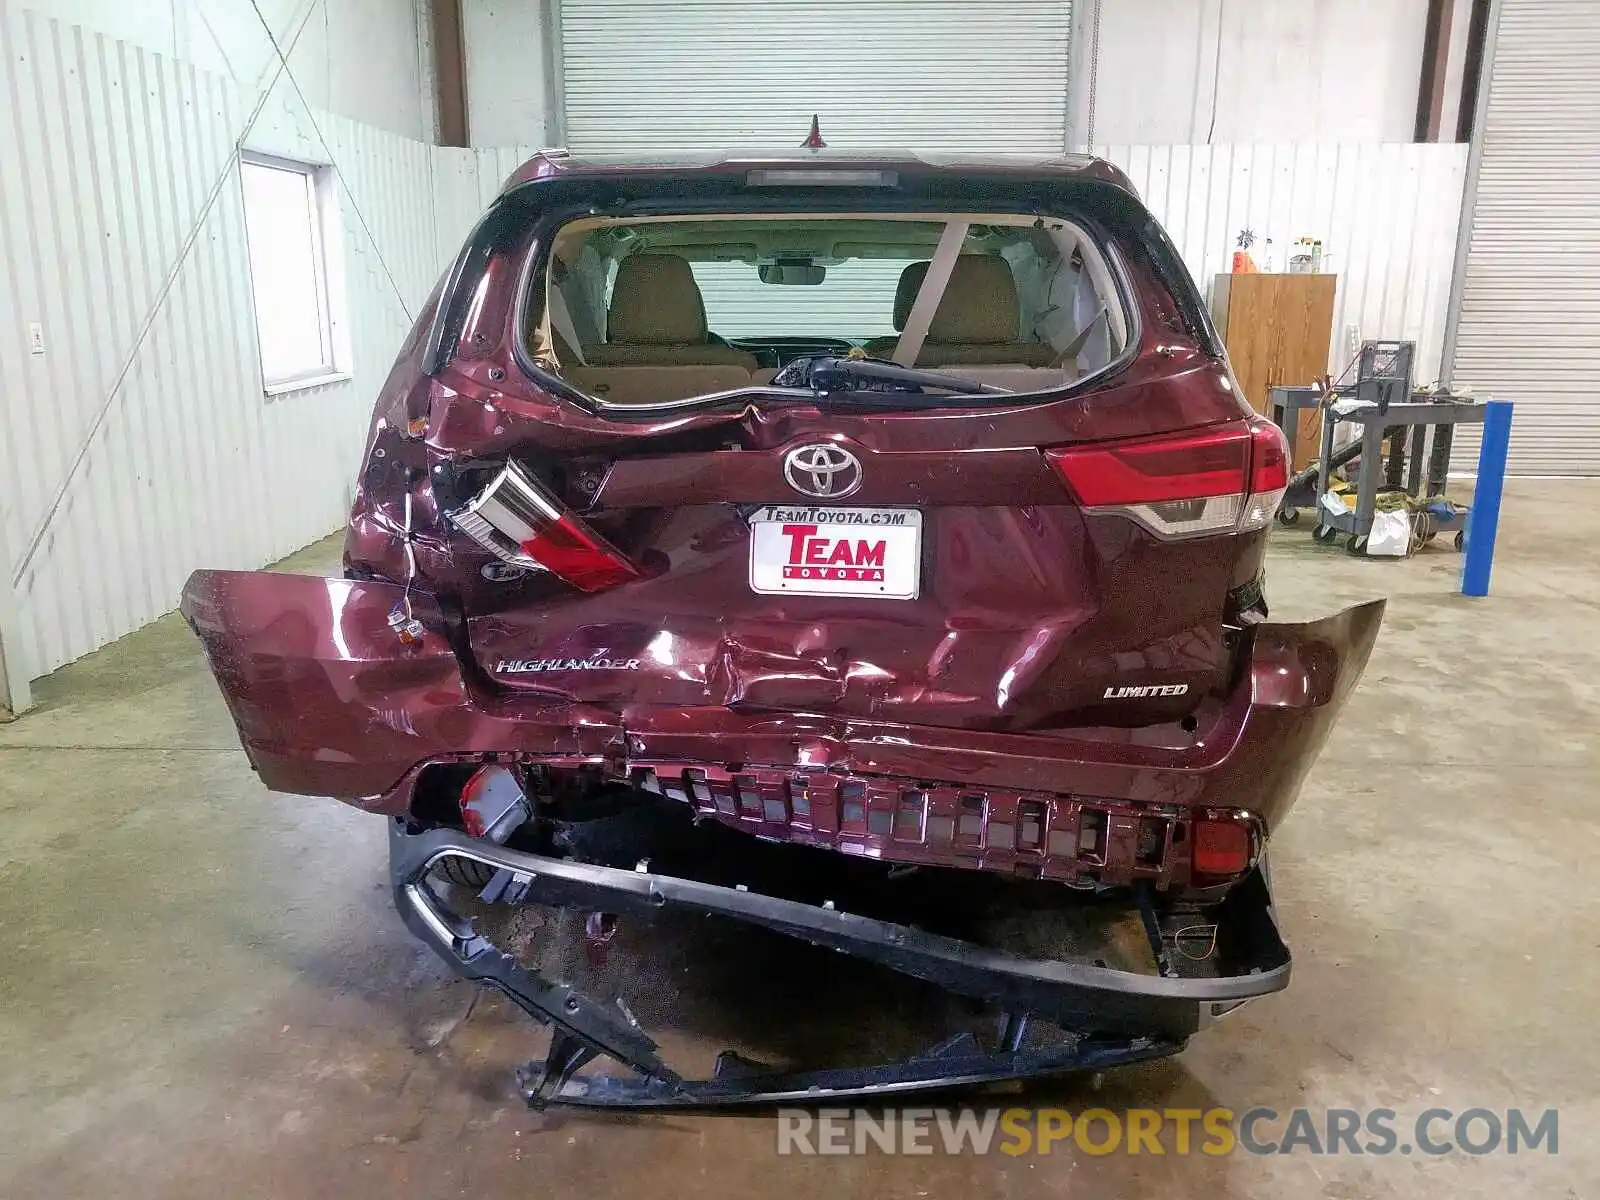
(239, 152, 349, 393)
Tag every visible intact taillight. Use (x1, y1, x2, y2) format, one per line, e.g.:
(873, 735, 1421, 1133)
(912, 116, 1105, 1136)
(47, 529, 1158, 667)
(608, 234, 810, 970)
(1191, 816, 1255, 879)
(448, 460, 640, 591)
(1045, 417, 1290, 539)
(1240, 417, 1291, 532)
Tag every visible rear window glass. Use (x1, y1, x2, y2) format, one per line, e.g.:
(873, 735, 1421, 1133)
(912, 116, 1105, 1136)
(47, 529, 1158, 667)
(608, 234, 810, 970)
(532, 212, 1137, 406)
(690, 259, 910, 339)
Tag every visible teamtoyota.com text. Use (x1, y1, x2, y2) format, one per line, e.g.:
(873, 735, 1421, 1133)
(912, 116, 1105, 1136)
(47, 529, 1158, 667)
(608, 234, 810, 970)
(764, 508, 911, 525)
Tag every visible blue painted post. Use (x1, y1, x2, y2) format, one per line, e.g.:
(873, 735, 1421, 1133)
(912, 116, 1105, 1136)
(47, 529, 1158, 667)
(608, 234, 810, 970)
(1460, 399, 1513, 597)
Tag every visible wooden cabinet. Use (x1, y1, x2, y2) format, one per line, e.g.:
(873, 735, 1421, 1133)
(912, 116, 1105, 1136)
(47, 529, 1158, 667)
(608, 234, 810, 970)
(1210, 273, 1338, 468)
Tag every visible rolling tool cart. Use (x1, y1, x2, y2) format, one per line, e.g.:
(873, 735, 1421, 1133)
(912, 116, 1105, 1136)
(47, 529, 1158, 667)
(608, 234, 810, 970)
(1268, 385, 1329, 526)
(1269, 342, 1487, 555)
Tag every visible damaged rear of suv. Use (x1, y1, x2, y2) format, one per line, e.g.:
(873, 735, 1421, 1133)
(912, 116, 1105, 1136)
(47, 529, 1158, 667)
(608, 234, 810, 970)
(182, 150, 1382, 1107)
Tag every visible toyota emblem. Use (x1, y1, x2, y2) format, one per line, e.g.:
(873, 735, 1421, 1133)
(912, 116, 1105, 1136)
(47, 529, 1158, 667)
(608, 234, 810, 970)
(783, 443, 862, 499)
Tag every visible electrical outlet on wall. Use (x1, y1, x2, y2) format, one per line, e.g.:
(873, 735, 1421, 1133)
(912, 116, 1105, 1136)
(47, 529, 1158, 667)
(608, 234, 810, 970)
(27, 322, 45, 356)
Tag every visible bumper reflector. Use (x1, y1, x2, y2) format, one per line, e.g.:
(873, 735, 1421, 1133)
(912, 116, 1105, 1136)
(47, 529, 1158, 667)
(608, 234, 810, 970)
(1192, 818, 1253, 878)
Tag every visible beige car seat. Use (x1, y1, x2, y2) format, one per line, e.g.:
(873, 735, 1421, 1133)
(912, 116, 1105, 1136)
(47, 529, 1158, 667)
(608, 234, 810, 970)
(566, 253, 763, 402)
(863, 256, 1057, 367)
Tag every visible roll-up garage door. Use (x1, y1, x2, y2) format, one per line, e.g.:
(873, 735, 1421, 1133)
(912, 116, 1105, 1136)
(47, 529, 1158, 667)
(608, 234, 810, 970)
(1446, 0, 1600, 473)
(558, 0, 1074, 157)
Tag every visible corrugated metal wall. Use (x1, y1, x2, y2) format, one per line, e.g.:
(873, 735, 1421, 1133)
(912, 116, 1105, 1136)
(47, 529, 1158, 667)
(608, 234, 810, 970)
(0, 0, 441, 680)
(1095, 143, 1470, 384)
(1445, 0, 1600, 474)
(430, 144, 538, 267)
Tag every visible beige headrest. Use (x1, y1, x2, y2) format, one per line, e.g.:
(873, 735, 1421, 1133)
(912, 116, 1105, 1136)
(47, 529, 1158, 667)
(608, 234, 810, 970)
(889, 256, 1021, 344)
(607, 253, 708, 344)
(928, 256, 1021, 345)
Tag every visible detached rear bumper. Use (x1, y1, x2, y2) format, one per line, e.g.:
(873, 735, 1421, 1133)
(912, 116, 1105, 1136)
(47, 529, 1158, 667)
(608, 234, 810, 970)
(181, 571, 1384, 854)
(391, 821, 1290, 1107)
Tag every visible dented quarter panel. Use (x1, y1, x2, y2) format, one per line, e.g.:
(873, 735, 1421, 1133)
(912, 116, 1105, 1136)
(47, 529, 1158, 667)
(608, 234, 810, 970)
(180, 571, 621, 802)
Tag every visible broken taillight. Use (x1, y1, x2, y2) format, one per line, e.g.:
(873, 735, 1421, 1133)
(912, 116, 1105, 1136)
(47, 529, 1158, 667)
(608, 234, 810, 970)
(448, 460, 640, 591)
(460, 763, 531, 842)
(1045, 417, 1289, 538)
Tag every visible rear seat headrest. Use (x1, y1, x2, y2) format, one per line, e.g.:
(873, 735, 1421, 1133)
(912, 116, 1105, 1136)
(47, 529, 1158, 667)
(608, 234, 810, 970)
(890, 256, 1021, 345)
(928, 256, 1021, 345)
(608, 253, 708, 345)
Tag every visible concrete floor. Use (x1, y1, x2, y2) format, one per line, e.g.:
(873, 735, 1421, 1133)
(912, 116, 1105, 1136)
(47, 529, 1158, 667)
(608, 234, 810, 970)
(2, 479, 1596, 1198)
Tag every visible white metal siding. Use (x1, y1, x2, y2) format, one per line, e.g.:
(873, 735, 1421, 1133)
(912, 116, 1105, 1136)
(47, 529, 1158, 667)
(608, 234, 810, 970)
(1446, 0, 1600, 474)
(1087, 0, 1431, 144)
(1097, 143, 1468, 384)
(558, 0, 1074, 155)
(431, 143, 542, 267)
(0, 1, 442, 679)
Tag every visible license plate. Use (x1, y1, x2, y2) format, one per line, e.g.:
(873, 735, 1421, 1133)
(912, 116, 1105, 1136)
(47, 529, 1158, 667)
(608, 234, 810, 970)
(748, 506, 922, 599)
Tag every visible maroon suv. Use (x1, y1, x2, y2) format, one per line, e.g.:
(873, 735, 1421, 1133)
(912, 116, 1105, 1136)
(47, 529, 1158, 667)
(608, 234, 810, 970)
(183, 150, 1382, 1108)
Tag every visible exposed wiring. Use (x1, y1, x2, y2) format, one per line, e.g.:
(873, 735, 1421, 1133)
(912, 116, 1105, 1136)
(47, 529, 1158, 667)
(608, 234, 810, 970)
(402, 490, 417, 621)
(1205, 0, 1228, 143)
(246, 0, 414, 327)
(387, 487, 426, 643)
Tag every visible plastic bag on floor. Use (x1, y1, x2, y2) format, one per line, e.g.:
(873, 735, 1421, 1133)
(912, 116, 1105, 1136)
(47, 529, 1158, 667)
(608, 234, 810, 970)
(1367, 508, 1412, 557)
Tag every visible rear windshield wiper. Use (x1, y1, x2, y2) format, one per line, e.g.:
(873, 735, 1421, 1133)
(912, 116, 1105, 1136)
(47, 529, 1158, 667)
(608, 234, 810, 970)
(805, 356, 1009, 397)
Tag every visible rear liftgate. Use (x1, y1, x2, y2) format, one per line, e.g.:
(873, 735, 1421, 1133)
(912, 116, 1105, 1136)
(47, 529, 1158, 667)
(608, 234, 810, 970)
(391, 818, 1291, 1109)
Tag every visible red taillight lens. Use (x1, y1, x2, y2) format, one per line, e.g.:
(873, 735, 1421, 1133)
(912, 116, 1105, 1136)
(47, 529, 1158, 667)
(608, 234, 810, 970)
(1238, 417, 1291, 533)
(1192, 818, 1253, 878)
(1249, 418, 1291, 492)
(1045, 424, 1251, 505)
(1045, 416, 1290, 539)
(448, 461, 640, 592)
(521, 516, 641, 591)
